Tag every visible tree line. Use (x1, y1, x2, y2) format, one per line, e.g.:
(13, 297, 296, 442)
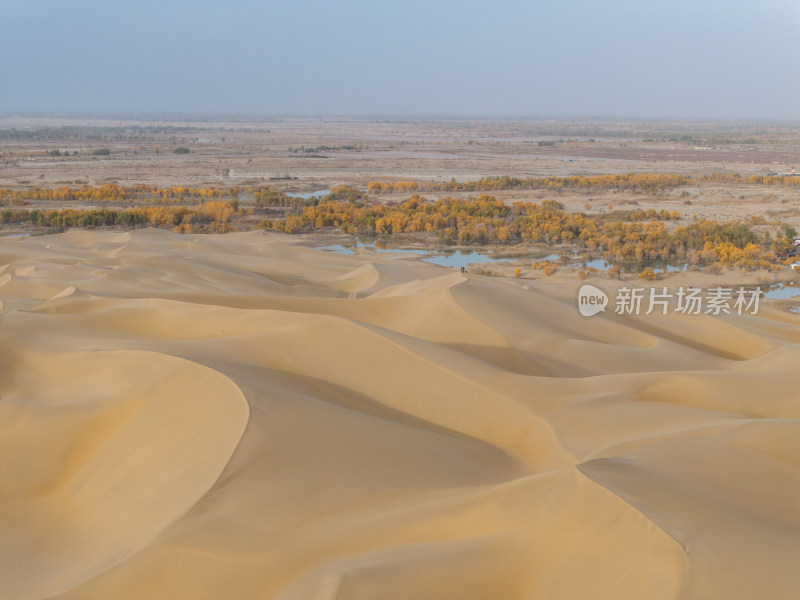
(367, 173, 692, 194)
(3, 185, 796, 272)
(257, 194, 795, 270)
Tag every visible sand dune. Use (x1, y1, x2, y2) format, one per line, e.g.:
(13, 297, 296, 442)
(1, 230, 798, 599)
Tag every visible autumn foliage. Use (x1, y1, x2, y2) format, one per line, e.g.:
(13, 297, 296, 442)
(1, 201, 235, 233)
(367, 173, 692, 195)
(253, 194, 783, 270)
(0, 184, 227, 205)
(2, 180, 792, 272)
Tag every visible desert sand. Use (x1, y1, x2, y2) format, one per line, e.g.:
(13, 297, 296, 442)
(1, 229, 799, 599)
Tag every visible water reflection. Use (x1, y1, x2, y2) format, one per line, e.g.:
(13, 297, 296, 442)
(287, 189, 331, 199)
(315, 240, 515, 267)
(764, 284, 800, 299)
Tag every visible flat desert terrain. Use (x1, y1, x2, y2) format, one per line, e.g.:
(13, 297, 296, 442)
(2, 116, 799, 227)
(1, 229, 799, 599)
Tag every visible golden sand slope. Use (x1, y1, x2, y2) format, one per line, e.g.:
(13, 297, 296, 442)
(1, 230, 798, 600)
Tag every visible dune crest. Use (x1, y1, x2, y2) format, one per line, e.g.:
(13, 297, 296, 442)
(0, 347, 248, 600)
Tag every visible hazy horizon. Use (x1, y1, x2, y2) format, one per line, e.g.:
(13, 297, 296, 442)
(2, 0, 799, 120)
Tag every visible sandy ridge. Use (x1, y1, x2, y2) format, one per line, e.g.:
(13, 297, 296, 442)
(1, 230, 798, 599)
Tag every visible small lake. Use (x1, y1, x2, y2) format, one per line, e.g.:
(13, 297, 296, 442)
(314, 243, 700, 271)
(313, 242, 792, 276)
(315, 243, 429, 256)
(585, 259, 609, 270)
(287, 189, 330, 199)
(764, 284, 800, 299)
(423, 251, 517, 268)
(315, 239, 429, 256)
(315, 244, 357, 255)
(580, 258, 688, 273)
(315, 239, 516, 267)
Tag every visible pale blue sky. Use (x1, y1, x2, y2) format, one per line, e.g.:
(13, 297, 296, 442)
(1, 0, 798, 118)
